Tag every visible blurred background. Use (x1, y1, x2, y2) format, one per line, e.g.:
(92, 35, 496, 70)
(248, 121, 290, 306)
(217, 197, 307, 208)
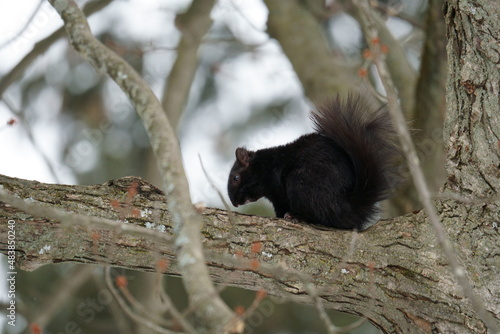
(0, 0, 444, 333)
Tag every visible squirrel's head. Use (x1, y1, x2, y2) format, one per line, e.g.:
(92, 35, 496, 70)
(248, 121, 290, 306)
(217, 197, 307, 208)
(227, 147, 263, 207)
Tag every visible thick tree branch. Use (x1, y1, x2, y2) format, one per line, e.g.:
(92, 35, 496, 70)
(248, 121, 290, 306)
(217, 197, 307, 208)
(0, 174, 497, 333)
(263, 0, 357, 97)
(45, 0, 238, 332)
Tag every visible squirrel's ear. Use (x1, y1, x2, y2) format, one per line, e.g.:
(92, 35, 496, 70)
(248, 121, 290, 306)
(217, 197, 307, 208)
(235, 147, 254, 167)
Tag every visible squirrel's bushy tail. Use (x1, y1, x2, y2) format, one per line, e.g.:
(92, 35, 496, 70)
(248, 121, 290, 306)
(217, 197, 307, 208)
(311, 93, 401, 227)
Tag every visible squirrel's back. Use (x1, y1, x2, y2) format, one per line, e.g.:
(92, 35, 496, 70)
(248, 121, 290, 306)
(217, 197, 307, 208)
(311, 94, 400, 228)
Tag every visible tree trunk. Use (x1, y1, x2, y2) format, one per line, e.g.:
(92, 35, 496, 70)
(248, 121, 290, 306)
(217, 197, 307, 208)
(1, 174, 497, 333)
(443, 0, 500, 197)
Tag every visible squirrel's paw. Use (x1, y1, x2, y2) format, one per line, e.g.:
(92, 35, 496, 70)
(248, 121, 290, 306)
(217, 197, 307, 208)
(284, 212, 299, 222)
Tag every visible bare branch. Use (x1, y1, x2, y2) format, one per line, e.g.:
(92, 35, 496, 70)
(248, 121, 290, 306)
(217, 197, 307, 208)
(0, 0, 44, 50)
(344, 0, 417, 119)
(161, 0, 216, 128)
(114, 276, 187, 331)
(30, 265, 95, 328)
(371, 1, 424, 29)
(104, 268, 178, 334)
(0, 0, 113, 98)
(263, 0, 356, 96)
(154, 271, 198, 333)
(1, 97, 61, 183)
(0, 184, 173, 246)
(44, 1, 240, 332)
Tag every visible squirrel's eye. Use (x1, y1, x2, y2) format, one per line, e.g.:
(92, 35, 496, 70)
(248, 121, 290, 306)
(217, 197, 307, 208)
(233, 174, 240, 183)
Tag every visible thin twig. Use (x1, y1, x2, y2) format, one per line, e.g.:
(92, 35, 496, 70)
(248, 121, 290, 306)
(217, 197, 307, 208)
(224, 0, 269, 36)
(154, 272, 197, 333)
(307, 282, 339, 334)
(435, 192, 500, 205)
(198, 154, 237, 243)
(346, 0, 417, 118)
(31, 265, 95, 327)
(1, 97, 61, 183)
(0, 0, 113, 98)
(0, 0, 44, 50)
(114, 271, 197, 333)
(92, 273, 134, 334)
(116, 283, 179, 330)
(198, 154, 232, 213)
(371, 0, 424, 29)
(104, 267, 177, 334)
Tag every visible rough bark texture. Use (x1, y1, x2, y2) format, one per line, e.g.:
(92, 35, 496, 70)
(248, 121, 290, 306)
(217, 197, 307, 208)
(0, 174, 498, 333)
(443, 0, 500, 197)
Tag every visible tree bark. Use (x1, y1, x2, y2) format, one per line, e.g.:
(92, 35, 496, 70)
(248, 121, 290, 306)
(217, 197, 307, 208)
(443, 0, 500, 197)
(1, 174, 497, 333)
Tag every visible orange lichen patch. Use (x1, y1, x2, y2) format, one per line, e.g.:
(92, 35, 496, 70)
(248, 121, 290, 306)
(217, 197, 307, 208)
(126, 181, 139, 201)
(129, 207, 141, 218)
(156, 258, 169, 272)
(251, 241, 262, 254)
(110, 199, 121, 209)
(250, 259, 260, 270)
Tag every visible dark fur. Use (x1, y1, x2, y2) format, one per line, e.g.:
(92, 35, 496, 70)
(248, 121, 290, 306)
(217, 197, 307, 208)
(227, 94, 400, 230)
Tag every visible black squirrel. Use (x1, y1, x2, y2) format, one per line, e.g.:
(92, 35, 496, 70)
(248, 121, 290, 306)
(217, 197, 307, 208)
(227, 93, 401, 230)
